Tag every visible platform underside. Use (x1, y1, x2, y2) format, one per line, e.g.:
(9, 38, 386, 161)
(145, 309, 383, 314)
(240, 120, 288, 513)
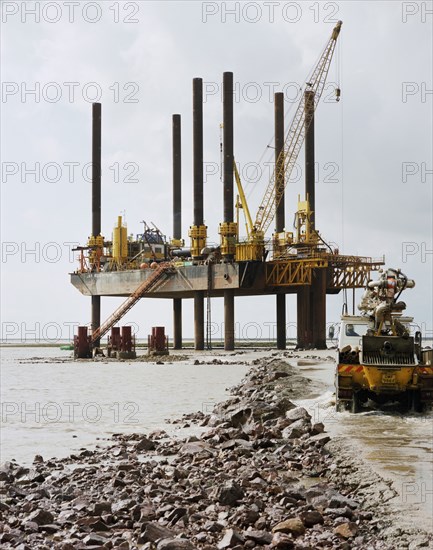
(70, 262, 349, 299)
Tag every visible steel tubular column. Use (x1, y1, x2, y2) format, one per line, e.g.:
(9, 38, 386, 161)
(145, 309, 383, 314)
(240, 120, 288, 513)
(193, 79, 204, 350)
(275, 92, 286, 350)
(311, 269, 327, 348)
(172, 114, 182, 349)
(304, 91, 315, 227)
(306, 91, 326, 349)
(91, 102, 102, 347)
(194, 291, 205, 351)
(223, 72, 235, 350)
(297, 286, 312, 349)
(297, 91, 327, 349)
(193, 78, 204, 227)
(224, 289, 235, 351)
(223, 72, 234, 225)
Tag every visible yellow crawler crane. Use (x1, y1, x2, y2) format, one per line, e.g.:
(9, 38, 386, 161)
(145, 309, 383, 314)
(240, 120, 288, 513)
(336, 269, 433, 413)
(234, 20, 342, 261)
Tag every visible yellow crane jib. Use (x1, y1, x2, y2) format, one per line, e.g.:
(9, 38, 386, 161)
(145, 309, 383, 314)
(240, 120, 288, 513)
(233, 162, 254, 237)
(233, 161, 265, 262)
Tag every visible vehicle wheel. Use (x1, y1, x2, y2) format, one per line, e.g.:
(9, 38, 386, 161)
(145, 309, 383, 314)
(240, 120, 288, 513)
(410, 390, 424, 413)
(351, 392, 361, 414)
(336, 400, 345, 413)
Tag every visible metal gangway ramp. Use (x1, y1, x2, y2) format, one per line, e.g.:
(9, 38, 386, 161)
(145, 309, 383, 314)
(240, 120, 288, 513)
(91, 263, 175, 344)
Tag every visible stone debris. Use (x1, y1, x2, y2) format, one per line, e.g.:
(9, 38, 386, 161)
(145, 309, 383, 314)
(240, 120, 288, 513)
(0, 357, 431, 549)
(333, 521, 359, 538)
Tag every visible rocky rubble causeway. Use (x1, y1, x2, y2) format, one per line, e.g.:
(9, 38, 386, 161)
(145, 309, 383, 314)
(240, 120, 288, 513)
(1, 357, 432, 549)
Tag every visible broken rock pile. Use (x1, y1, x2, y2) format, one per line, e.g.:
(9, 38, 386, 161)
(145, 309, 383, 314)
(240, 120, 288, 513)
(1, 360, 430, 549)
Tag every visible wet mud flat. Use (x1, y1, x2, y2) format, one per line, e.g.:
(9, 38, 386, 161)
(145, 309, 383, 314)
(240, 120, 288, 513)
(1, 356, 432, 549)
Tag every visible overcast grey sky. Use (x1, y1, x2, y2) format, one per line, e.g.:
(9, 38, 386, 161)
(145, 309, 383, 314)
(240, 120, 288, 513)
(1, 0, 432, 342)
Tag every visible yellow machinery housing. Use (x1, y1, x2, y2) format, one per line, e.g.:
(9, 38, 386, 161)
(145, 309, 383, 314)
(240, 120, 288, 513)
(336, 324, 433, 413)
(337, 360, 433, 413)
(170, 238, 185, 249)
(294, 196, 319, 246)
(189, 224, 207, 259)
(112, 216, 128, 266)
(235, 240, 265, 262)
(86, 234, 105, 271)
(219, 221, 238, 257)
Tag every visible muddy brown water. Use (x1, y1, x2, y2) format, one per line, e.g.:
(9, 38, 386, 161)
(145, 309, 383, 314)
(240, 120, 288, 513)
(2, 347, 431, 533)
(0, 347, 249, 465)
(292, 355, 433, 533)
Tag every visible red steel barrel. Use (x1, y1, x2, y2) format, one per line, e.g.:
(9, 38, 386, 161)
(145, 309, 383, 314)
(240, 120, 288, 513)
(152, 327, 166, 352)
(75, 326, 91, 358)
(121, 326, 132, 352)
(111, 327, 121, 350)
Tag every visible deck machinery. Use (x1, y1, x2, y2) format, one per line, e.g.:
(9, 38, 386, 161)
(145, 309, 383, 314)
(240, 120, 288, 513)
(336, 269, 433, 412)
(70, 21, 386, 353)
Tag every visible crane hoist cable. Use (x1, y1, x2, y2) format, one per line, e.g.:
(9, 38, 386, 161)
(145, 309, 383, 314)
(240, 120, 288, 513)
(254, 20, 342, 236)
(225, 95, 299, 206)
(245, 96, 298, 204)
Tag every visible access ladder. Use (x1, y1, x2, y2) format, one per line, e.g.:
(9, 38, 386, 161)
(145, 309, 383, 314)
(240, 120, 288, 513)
(91, 263, 175, 344)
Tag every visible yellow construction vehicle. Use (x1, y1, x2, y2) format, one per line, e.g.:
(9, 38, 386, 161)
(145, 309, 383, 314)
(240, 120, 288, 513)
(336, 268, 433, 413)
(233, 20, 342, 262)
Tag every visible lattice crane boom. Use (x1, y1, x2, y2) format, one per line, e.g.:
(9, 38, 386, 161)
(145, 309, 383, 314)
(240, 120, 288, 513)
(254, 20, 342, 235)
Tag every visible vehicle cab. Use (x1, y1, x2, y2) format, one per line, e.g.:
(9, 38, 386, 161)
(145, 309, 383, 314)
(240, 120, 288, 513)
(338, 314, 415, 351)
(338, 315, 372, 351)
